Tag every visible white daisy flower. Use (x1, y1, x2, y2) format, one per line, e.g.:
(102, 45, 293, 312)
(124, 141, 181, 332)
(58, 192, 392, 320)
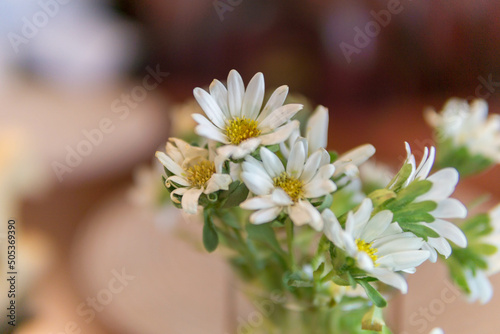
(192, 70, 302, 159)
(390, 143, 468, 262)
(425, 98, 500, 163)
(240, 140, 336, 231)
(155, 138, 232, 214)
(322, 199, 430, 293)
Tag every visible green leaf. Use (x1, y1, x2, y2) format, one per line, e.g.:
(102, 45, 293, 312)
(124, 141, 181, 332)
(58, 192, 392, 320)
(329, 150, 338, 163)
(386, 163, 412, 191)
(246, 224, 287, 258)
(368, 189, 396, 207)
(313, 262, 325, 281)
(266, 144, 280, 152)
(472, 243, 498, 256)
(389, 180, 432, 209)
(461, 213, 491, 238)
(400, 223, 440, 240)
(216, 210, 242, 230)
(317, 193, 333, 212)
(202, 210, 219, 252)
(220, 181, 249, 208)
(358, 280, 387, 308)
(393, 211, 435, 224)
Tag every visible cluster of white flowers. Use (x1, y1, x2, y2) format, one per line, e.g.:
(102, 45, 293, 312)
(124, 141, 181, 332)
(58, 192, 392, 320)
(425, 98, 500, 174)
(155, 70, 476, 299)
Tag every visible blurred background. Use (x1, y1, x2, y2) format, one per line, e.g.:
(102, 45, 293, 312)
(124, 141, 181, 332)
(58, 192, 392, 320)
(2, 0, 500, 333)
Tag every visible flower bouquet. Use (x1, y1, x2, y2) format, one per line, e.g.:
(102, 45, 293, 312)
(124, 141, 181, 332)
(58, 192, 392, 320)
(154, 70, 500, 333)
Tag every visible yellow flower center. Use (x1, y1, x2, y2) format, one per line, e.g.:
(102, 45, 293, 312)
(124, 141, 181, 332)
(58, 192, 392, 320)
(273, 172, 304, 202)
(355, 239, 378, 265)
(186, 160, 215, 188)
(225, 117, 261, 145)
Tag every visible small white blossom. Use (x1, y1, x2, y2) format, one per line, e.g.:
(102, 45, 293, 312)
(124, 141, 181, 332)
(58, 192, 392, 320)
(155, 138, 232, 214)
(240, 140, 336, 231)
(192, 70, 301, 159)
(322, 199, 430, 293)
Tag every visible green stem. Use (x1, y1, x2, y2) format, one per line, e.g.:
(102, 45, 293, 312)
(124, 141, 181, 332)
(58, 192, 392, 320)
(285, 218, 296, 270)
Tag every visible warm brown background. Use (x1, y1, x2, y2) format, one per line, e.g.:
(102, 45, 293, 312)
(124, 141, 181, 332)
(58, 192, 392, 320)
(3, 0, 500, 333)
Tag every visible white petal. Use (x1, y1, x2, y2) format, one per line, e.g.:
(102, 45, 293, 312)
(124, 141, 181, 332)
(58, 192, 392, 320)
(170, 138, 208, 161)
(351, 198, 373, 238)
(209, 79, 230, 119)
(306, 105, 329, 153)
(170, 187, 187, 203)
(369, 268, 408, 293)
(272, 188, 294, 206)
(250, 207, 282, 224)
(303, 178, 336, 198)
(322, 209, 345, 248)
(242, 155, 271, 179)
(257, 85, 289, 123)
(288, 200, 323, 231)
(375, 235, 423, 255)
(155, 151, 185, 177)
(377, 250, 429, 271)
(241, 72, 265, 120)
(430, 198, 467, 219)
(192, 113, 229, 143)
(204, 174, 232, 193)
(416, 168, 459, 202)
(301, 149, 326, 184)
(217, 138, 261, 160)
(258, 104, 303, 131)
(181, 187, 203, 214)
(228, 70, 244, 118)
(424, 219, 467, 248)
(287, 140, 306, 178)
(415, 146, 435, 180)
(260, 147, 285, 178)
(167, 175, 190, 187)
(357, 252, 375, 271)
(241, 172, 274, 195)
(260, 120, 300, 146)
(422, 242, 439, 262)
(359, 210, 393, 242)
(165, 141, 183, 164)
(241, 195, 277, 210)
(193, 87, 226, 129)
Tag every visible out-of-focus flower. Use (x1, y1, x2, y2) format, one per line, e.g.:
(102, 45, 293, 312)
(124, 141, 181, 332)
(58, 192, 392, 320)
(456, 204, 500, 304)
(425, 98, 500, 175)
(322, 199, 429, 293)
(192, 70, 301, 159)
(240, 141, 336, 231)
